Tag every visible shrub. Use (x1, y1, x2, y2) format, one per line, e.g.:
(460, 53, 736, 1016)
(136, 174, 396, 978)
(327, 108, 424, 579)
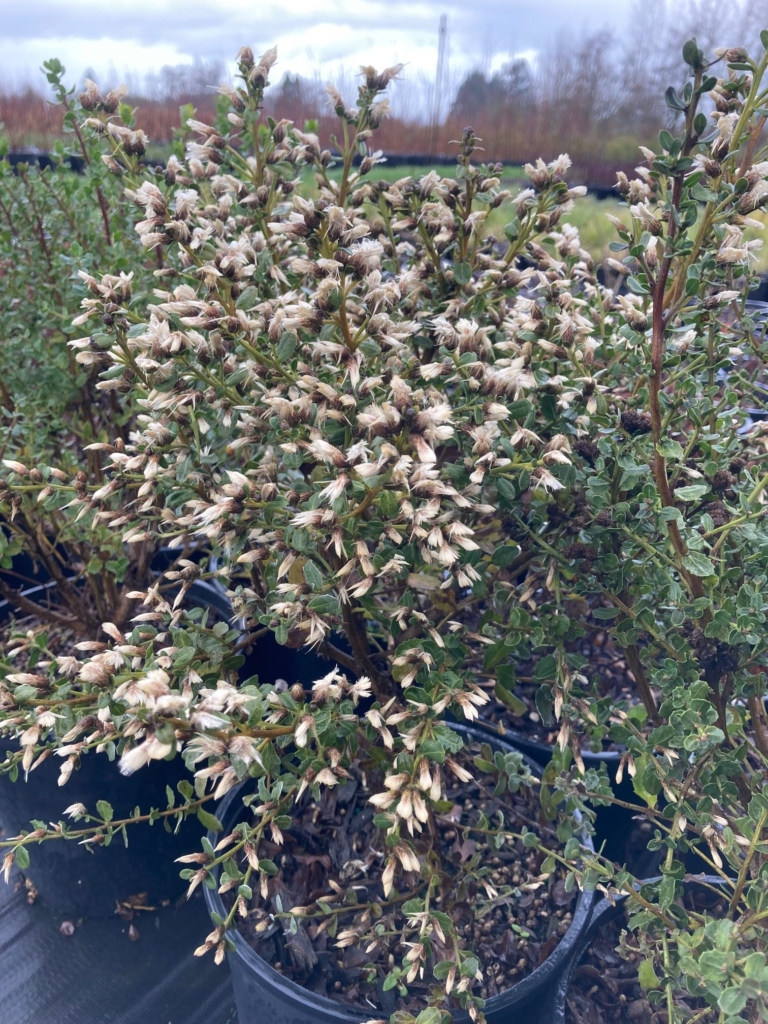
(3, 35, 768, 1024)
(0, 62, 198, 631)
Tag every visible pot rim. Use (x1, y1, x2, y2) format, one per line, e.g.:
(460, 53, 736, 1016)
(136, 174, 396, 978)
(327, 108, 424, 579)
(204, 720, 597, 1023)
(0, 576, 230, 625)
(545, 874, 727, 1024)
(473, 716, 623, 764)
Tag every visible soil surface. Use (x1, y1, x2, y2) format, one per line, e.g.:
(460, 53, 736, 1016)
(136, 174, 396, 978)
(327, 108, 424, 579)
(0, 613, 77, 672)
(566, 889, 728, 1024)
(481, 626, 639, 752)
(233, 739, 579, 1016)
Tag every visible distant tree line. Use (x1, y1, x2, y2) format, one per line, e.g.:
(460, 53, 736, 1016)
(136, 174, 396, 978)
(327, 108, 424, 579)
(3, 0, 768, 177)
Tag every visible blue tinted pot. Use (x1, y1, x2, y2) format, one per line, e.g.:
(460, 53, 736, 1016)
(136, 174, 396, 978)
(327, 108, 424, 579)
(204, 721, 597, 1024)
(0, 579, 229, 918)
(542, 875, 726, 1023)
(470, 715, 651, 875)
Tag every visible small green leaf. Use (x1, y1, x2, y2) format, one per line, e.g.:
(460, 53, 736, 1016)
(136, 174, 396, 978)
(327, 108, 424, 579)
(492, 545, 520, 567)
(496, 477, 518, 503)
(658, 873, 676, 911)
(683, 551, 717, 577)
(377, 489, 399, 518)
(235, 286, 258, 309)
(483, 642, 509, 672)
(15, 846, 30, 870)
(627, 276, 650, 295)
(453, 261, 472, 285)
(593, 607, 620, 620)
(638, 958, 660, 991)
(631, 753, 659, 809)
(659, 506, 683, 523)
(96, 800, 114, 823)
(460, 955, 480, 978)
(665, 86, 687, 111)
(718, 987, 747, 1016)
(743, 952, 767, 978)
(682, 38, 702, 69)
(276, 332, 297, 362)
(197, 808, 223, 833)
(503, 219, 520, 241)
(656, 439, 684, 460)
(674, 484, 709, 501)
(415, 1008, 444, 1024)
(303, 560, 324, 590)
(505, 399, 533, 420)
(307, 595, 340, 615)
(685, 276, 700, 297)
(494, 681, 527, 716)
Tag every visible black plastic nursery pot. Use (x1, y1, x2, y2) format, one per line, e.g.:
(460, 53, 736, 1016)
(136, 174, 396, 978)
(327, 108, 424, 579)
(474, 716, 623, 772)
(0, 549, 53, 590)
(0, 578, 234, 918)
(239, 627, 353, 693)
(542, 875, 726, 1023)
(472, 716, 649, 872)
(204, 721, 598, 1024)
(473, 720, 737, 881)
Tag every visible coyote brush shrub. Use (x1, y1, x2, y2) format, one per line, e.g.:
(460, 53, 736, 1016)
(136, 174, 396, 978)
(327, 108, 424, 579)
(3, 34, 768, 1024)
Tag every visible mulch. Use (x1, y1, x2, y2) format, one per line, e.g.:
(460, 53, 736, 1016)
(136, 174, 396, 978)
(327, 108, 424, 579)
(233, 738, 578, 1015)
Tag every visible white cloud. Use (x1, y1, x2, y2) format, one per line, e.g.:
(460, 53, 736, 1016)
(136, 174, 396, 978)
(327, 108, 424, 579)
(1, 0, 629, 91)
(0, 37, 192, 89)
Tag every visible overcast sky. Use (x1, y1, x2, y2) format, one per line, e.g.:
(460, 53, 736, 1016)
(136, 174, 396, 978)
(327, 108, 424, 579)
(1, 0, 633, 92)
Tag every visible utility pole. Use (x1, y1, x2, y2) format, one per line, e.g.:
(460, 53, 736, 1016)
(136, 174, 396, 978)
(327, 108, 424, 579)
(429, 14, 448, 157)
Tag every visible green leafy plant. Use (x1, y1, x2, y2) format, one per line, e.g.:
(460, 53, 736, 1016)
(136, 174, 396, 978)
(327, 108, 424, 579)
(0, 63, 205, 633)
(3, 34, 768, 1024)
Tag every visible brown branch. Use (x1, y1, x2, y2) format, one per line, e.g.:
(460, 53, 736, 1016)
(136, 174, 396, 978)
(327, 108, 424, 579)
(233, 627, 270, 653)
(336, 292, 356, 351)
(339, 486, 381, 523)
(24, 520, 97, 626)
(95, 185, 112, 247)
(163, 717, 295, 740)
(317, 640, 358, 673)
(68, 114, 112, 247)
(37, 173, 87, 247)
(737, 114, 768, 178)
(342, 603, 394, 700)
(748, 695, 768, 760)
(20, 173, 53, 269)
(648, 72, 706, 606)
(0, 578, 79, 629)
(623, 644, 660, 724)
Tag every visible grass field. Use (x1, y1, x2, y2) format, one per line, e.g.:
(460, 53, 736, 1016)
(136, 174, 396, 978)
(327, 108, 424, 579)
(538, 197, 768, 274)
(297, 166, 636, 269)
(302, 168, 768, 275)
(483, 194, 631, 265)
(298, 162, 528, 189)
